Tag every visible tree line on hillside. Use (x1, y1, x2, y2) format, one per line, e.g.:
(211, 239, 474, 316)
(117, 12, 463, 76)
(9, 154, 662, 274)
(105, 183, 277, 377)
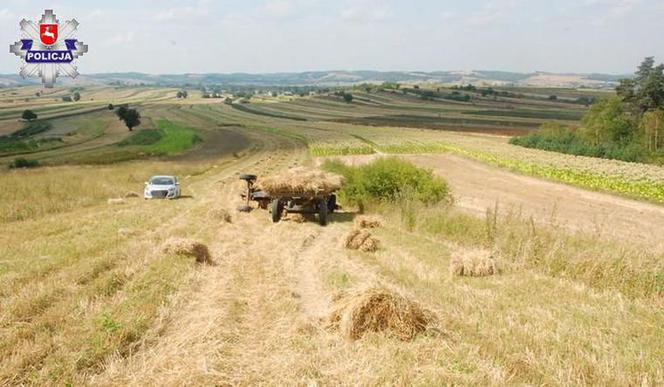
(511, 57, 664, 163)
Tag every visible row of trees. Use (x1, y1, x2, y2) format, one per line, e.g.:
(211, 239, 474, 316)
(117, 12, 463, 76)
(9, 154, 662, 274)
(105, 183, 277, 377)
(511, 57, 664, 163)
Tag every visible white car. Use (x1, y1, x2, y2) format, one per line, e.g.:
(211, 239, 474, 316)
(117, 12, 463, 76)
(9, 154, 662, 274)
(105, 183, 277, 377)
(144, 175, 181, 199)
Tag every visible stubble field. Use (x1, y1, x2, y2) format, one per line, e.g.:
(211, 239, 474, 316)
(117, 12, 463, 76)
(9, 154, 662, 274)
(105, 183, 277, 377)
(0, 84, 662, 385)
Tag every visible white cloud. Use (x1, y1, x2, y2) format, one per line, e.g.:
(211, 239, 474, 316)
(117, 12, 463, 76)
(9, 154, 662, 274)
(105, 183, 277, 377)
(86, 9, 104, 20)
(339, 0, 393, 22)
(262, 0, 299, 18)
(0, 9, 16, 20)
(584, 0, 640, 25)
(103, 31, 135, 46)
(464, 0, 523, 26)
(154, 0, 211, 22)
(254, 0, 321, 21)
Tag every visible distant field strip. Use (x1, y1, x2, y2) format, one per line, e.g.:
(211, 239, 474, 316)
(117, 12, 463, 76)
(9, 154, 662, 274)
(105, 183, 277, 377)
(465, 109, 584, 121)
(434, 143, 664, 203)
(230, 103, 308, 121)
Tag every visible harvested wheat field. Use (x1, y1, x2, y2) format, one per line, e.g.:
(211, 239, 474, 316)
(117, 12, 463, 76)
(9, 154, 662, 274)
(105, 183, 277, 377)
(208, 207, 233, 223)
(107, 197, 126, 205)
(1, 84, 663, 386)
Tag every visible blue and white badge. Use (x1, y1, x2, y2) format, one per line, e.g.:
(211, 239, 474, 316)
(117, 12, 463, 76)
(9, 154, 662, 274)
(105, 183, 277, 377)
(9, 10, 88, 88)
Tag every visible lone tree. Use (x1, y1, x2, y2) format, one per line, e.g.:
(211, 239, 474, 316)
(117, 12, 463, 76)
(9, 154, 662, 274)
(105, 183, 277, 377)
(116, 105, 128, 120)
(73, 92, 81, 102)
(21, 109, 38, 121)
(343, 92, 353, 103)
(115, 106, 141, 131)
(177, 90, 188, 99)
(108, 103, 114, 110)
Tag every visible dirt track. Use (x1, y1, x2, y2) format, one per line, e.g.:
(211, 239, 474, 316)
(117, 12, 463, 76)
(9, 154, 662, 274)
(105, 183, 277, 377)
(412, 154, 664, 249)
(324, 153, 664, 251)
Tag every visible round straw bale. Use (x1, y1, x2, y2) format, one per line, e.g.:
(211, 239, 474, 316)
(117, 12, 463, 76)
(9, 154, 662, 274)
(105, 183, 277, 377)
(449, 249, 497, 277)
(327, 286, 436, 341)
(359, 237, 379, 252)
(344, 229, 379, 252)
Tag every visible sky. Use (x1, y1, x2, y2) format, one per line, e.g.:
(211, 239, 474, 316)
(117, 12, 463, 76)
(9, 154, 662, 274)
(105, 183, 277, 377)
(1, 0, 663, 75)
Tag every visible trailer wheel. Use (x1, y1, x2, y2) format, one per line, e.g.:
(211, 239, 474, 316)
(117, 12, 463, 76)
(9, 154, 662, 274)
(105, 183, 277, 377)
(318, 199, 328, 226)
(327, 194, 337, 213)
(271, 199, 283, 223)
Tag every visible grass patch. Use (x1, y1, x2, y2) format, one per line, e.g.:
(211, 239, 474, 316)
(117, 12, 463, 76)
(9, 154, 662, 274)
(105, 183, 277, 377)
(380, 200, 663, 300)
(118, 129, 163, 146)
(115, 119, 201, 157)
(0, 121, 60, 154)
(147, 119, 202, 154)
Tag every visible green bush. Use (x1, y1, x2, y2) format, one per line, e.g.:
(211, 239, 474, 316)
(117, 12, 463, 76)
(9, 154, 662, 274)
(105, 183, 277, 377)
(323, 157, 450, 210)
(10, 121, 52, 138)
(9, 158, 40, 169)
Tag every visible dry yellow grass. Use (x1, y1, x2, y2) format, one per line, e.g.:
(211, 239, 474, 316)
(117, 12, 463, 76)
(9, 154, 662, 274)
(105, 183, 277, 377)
(162, 237, 212, 264)
(288, 213, 307, 223)
(208, 207, 233, 223)
(449, 249, 497, 277)
(107, 198, 126, 205)
(124, 191, 140, 198)
(355, 215, 383, 229)
(327, 285, 436, 341)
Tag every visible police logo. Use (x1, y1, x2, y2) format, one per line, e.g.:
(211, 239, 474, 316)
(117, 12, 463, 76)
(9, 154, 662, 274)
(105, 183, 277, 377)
(9, 10, 88, 88)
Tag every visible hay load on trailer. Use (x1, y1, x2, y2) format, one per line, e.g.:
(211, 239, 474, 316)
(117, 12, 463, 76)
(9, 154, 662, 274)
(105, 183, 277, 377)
(239, 167, 343, 225)
(258, 168, 344, 197)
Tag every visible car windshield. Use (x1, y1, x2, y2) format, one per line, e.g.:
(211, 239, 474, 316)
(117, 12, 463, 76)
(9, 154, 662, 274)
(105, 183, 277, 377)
(150, 177, 174, 185)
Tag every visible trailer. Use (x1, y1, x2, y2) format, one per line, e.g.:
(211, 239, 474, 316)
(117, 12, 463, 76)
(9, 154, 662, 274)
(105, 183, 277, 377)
(238, 173, 338, 226)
